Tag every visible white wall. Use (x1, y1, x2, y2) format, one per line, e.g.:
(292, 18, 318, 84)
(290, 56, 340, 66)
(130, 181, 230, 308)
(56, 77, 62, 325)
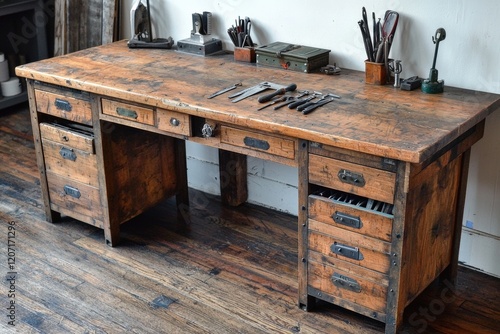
(121, 0, 500, 277)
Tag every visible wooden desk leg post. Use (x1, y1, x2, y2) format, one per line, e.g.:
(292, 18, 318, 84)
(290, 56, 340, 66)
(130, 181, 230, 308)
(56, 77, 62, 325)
(175, 139, 190, 223)
(26, 79, 61, 223)
(385, 161, 408, 334)
(218, 150, 248, 206)
(91, 97, 120, 246)
(297, 140, 314, 310)
(442, 149, 471, 284)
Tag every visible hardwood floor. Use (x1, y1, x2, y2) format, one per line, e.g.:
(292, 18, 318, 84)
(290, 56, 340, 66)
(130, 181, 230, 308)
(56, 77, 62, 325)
(1, 104, 499, 333)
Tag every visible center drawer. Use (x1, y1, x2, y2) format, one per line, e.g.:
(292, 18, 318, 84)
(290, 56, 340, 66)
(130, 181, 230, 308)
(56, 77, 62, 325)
(102, 99, 155, 125)
(220, 126, 296, 160)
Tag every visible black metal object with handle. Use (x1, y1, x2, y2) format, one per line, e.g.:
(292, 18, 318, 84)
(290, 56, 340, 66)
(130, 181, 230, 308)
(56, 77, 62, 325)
(257, 83, 297, 103)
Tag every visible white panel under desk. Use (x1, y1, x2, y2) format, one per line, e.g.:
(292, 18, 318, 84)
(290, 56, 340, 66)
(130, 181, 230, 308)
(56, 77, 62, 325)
(459, 228, 500, 278)
(185, 142, 298, 215)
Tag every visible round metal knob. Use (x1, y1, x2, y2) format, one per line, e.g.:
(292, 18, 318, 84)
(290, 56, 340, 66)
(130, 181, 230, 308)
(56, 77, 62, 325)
(201, 123, 214, 138)
(170, 118, 180, 126)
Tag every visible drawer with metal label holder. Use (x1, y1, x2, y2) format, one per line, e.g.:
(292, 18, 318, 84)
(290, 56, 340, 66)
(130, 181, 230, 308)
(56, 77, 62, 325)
(46, 172, 103, 228)
(309, 154, 396, 204)
(308, 218, 391, 274)
(40, 123, 98, 187)
(35, 89, 93, 125)
(308, 187, 393, 242)
(101, 99, 155, 125)
(308, 256, 388, 320)
(220, 126, 296, 161)
(40, 123, 94, 152)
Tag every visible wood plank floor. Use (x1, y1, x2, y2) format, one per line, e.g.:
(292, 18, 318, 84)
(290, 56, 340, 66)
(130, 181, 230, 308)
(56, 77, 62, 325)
(1, 104, 499, 333)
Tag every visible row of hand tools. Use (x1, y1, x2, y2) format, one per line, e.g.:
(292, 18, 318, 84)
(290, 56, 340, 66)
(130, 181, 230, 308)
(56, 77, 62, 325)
(207, 81, 340, 115)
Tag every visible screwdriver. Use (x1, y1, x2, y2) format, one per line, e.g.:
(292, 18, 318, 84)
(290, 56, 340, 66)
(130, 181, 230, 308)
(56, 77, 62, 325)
(288, 95, 318, 109)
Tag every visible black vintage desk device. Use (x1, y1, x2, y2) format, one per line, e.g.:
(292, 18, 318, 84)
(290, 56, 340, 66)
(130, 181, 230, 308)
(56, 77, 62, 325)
(16, 41, 500, 333)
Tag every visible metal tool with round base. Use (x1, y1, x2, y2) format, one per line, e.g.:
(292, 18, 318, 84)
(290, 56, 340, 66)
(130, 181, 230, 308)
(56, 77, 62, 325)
(422, 28, 446, 94)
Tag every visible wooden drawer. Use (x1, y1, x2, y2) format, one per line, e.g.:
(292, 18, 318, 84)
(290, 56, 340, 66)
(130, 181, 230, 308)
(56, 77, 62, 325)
(308, 194, 393, 242)
(157, 108, 191, 136)
(308, 256, 388, 315)
(220, 126, 296, 160)
(46, 172, 102, 225)
(40, 123, 94, 153)
(308, 219, 391, 273)
(41, 130, 98, 188)
(309, 154, 396, 204)
(101, 99, 155, 125)
(35, 90, 92, 125)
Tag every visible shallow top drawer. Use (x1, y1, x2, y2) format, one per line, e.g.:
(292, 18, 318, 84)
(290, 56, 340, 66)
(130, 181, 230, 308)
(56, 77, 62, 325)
(40, 123, 94, 153)
(101, 99, 155, 126)
(35, 90, 92, 125)
(157, 108, 191, 136)
(220, 126, 296, 160)
(309, 154, 396, 204)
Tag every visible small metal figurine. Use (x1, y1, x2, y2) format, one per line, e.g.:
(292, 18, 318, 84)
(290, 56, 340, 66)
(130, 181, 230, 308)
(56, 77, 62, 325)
(421, 28, 446, 94)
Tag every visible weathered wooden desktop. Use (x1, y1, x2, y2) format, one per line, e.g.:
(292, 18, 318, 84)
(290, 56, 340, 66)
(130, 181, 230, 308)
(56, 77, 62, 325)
(16, 41, 500, 333)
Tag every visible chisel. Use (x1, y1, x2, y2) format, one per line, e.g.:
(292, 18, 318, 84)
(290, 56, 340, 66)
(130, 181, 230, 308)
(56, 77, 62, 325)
(207, 83, 242, 99)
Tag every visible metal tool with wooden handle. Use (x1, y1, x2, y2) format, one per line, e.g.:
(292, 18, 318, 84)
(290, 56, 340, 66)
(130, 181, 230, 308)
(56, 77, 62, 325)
(229, 82, 285, 103)
(257, 84, 297, 103)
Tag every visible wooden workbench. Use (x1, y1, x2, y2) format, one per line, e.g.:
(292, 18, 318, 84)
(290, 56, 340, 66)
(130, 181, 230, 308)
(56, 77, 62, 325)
(16, 41, 500, 333)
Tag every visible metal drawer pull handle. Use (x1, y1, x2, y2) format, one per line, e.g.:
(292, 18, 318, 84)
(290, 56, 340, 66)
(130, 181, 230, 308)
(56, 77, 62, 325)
(331, 242, 364, 260)
(55, 98, 72, 112)
(63, 185, 81, 199)
(332, 211, 362, 229)
(243, 137, 270, 150)
(116, 107, 138, 119)
(337, 169, 366, 187)
(332, 272, 362, 293)
(170, 117, 180, 126)
(59, 147, 77, 161)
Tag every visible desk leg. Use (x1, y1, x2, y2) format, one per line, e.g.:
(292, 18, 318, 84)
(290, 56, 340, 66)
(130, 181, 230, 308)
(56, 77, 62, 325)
(26, 80, 61, 223)
(297, 140, 312, 310)
(175, 139, 190, 221)
(218, 150, 248, 206)
(441, 149, 471, 284)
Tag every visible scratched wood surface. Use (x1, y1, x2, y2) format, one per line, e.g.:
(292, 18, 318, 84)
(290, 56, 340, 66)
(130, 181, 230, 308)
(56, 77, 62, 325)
(16, 41, 500, 163)
(1, 105, 500, 333)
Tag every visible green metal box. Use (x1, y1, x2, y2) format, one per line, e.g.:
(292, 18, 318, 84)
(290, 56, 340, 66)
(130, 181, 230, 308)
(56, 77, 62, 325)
(255, 42, 330, 73)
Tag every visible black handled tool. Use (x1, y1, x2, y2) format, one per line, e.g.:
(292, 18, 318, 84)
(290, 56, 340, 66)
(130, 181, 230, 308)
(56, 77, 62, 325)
(302, 97, 337, 115)
(272, 91, 309, 110)
(299, 93, 340, 113)
(273, 98, 296, 110)
(288, 95, 317, 109)
(258, 84, 297, 103)
(297, 100, 318, 112)
(257, 96, 294, 111)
